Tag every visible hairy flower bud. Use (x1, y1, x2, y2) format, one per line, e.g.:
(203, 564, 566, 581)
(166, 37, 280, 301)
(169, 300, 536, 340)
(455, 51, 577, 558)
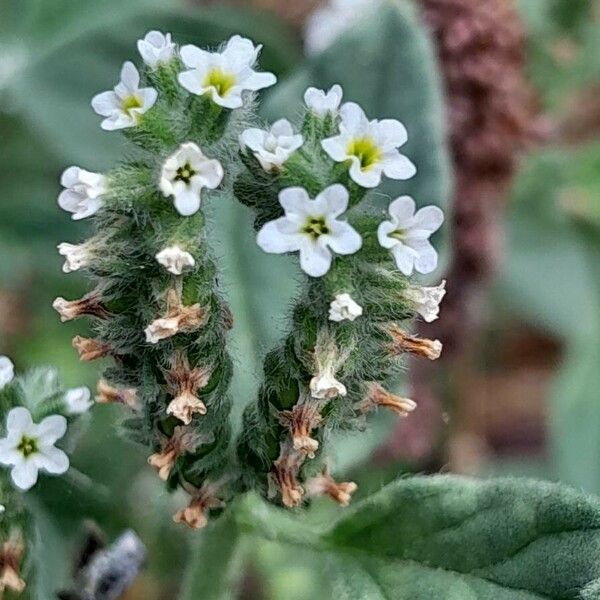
(359, 383, 417, 417)
(305, 469, 357, 506)
(270, 446, 305, 508)
(279, 403, 323, 459)
(53, 293, 110, 322)
(95, 379, 138, 409)
(166, 353, 211, 424)
(72, 336, 111, 361)
(173, 483, 225, 529)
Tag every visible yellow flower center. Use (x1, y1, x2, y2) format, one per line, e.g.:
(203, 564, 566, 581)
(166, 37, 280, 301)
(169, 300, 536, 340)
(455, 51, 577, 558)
(347, 137, 382, 170)
(17, 435, 38, 458)
(389, 229, 406, 241)
(303, 217, 329, 240)
(175, 163, 196, 184)
(122, 95, 143, 113)
(204, 68, 237, 97)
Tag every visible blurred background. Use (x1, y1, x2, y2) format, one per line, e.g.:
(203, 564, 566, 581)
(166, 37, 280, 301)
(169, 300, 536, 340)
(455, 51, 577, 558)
(0, 0, 598, 598)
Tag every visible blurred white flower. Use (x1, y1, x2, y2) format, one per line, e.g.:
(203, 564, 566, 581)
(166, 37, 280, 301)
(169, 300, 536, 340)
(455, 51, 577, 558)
(156, 246, 196, 275)
(240, 119, 303, 172)
(257, 185, 362, 278)
(137, 31, 176, 69)
(57, 242, 91, 273)
(58, 167, 106, 220)
(64, 387, 93, 415)
(377, 196, 444, 276)
(159, 142, 224, 216)
(305, 0, 377, 55)
(304, 84, 343, 117)
(322, 102, 416, 188)
(406, 280, 447, 322)
(328, 293, 363, 322)
(0, 407, 69, 491)
(178, 35, 276, 109)
(91, 61, 157, 130)
(0, 357, 14, 390)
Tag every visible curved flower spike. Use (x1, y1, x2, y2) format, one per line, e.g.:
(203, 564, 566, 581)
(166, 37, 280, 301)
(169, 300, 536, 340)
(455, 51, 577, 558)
(377, 196, 444, 275)
(257, 184, 362, 277)
(321, 102, 416, 188)
(178, 35, 276, 109)
(91, 61, 157, 130)
(159, 142, 224, 216)
(0, 407, 69, 491)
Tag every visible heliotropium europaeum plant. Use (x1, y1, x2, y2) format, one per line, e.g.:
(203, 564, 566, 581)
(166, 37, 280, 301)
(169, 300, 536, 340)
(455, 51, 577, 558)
(0, 356, 92, 596)
(53, 30, 446, 528)
(233, 85, 446, 507)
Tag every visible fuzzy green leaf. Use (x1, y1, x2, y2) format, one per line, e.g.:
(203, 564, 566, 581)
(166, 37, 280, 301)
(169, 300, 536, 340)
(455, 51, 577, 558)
(235, 476, 600, 599)
(262, 0, 451, 212)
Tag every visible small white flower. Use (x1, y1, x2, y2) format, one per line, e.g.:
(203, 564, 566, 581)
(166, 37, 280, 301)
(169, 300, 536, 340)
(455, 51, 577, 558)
(58, 167, 106, 220)
(145, 318, 179, 344)
(0, 407, 69, 491)
(0, 357, 14, 390)
(304, 84, 343, 117)
(257, 185, 362, 278)
(240, 119, 303, 172)
(178, 35, 276, 109)
(159, 142, 224, 216)
(137, 30, 176, 69)
(57, 242, 92, 273)
(405, 280, 447, 323)
(328, 293, 363, 322)
(310, 369, 347, 399)
(64, 387, 93, 415)
(91, 61, 158, 130)
(321, 102, 416, 188)
(156, 246, 196, 275)
(377, 196, 444, 276)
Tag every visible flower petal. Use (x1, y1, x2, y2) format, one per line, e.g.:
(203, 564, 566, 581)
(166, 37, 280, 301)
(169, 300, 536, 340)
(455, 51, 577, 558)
(91, 91, 119, 116)
(35, 414, 67, 445)
(339, 102, 368, 134)
(37, 446, 70, 475)
(120, 61, 140, 91)
(321, 135, 349, 162)
(257, 220, 301, 253)
(388, 196, 417, 226)
(178, 70, 204, 95)
(413, 205, 444, 233)
(299, 240, 332, 277)
(279, 187, 311, 215)
(180, 44, 209, 69)
(391, 244, 417, 276)
(196, 159, 224, 189)
(6, 407, 33, 434)
(382, 152, 417, 180)
(317, 184, 349, 216)
(348, 160, 382, 188)
(11, 460, 39, 491)
(173, 190, 202, 216)
(326, 222, 362, 255)
(412, 240, 439, 274)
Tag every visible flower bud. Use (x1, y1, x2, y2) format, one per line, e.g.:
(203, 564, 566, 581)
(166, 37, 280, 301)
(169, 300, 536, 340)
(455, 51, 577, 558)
(388, 325, 442, 360)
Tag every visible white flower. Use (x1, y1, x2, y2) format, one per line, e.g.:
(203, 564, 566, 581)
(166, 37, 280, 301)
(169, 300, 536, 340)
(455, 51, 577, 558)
(328, 293, 363, 322)
(240, 119, 304, 172)
(257, 185, 362, 278)
(145, 318, 179, 344)
(91, 61, 158, 130)
(156, 246, 196, 275)
(321, 102, 416, 188)
(305, 0, 376, 55)
(377, 196, 444, 276)
(178, 35, 276, 109)
(137, 30, 176, 69)
(0, 357, 14, 390)
(159, 142, 224, 216)
(57, 242, 91, 273)
(64, 387, 93, 415)
(0, 407, 69, 491)
(304, 84, 343, 117)
(58, 167, 106, 220)
(310, 369, 347, 399)
(405, 280, 447, 323)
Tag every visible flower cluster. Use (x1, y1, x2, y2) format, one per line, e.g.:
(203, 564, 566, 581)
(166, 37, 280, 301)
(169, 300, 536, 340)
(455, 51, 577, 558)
(0, 357, 92, 595)
(234, 83, 446, 507)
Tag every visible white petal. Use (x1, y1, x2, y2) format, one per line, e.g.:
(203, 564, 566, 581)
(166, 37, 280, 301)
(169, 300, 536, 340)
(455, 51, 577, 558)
(0, 356, 14, 389)
(326, 222, 362, 255)
(413, 205, 445, 233)
(65, 387, 93, 414)
(412, 240, 439, 274)
(339, 102, 368, 134)
(391, 244, 417, 276)
(91, 91, 119, 116)
(382, 152, 417, 180)
(257, 220, 301, 253)
(180, 44, 209, 69)
(6, 407, 33, 434)
(279, 187, 311, 215)
(10, 460, 39, 491)
(242, 71, 277, 91)
(240, 128, 266, 151)
(35, 414, 67, 445)
(299, 241, 332, 277)
(375, 119, 408, 148)
(388, 196, 417, 226)
(60, 166, 81, 188)
(195, 159, 224, 189)
(377, 221, 398, 249)
(321, 136, 349, 162)
(120, 61, 140, 91)
(316, 184, 348, 216)
(37, 446, 69, 475)
(270, 119, 295, 137)
(348, 160, 383, 188)
(138, 87, 158, 111)
(173, 190, 201, 216)
(178, 70, 204, 95)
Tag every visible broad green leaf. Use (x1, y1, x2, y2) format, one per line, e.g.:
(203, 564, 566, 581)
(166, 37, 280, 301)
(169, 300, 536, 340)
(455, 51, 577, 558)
(180, 514, 245, 600)
(236, 476, 600, 599)
(262, 0, 451, 212)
